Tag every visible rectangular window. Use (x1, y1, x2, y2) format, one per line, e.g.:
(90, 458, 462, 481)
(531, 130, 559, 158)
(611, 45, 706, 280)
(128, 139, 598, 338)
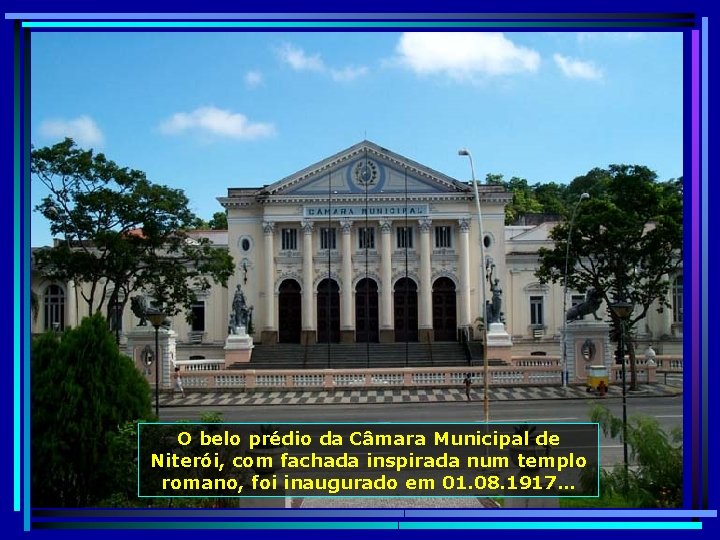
(396, 226, 413, 249)
(672, 274, 683, 323)
(530, 296, 544, 326)
(435, 226, 452, 248)
(191, 301, 205, 332)
(320, 227, 337, 250)
(358, 227, 375, 250)
(281, 228, 297, 251)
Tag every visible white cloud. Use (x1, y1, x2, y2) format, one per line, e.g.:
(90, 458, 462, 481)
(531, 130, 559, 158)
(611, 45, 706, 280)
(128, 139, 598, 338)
(276, 42, 368, 83)
(277, 43, 325, 72)
(244, 71, 263, 88)
(553, 54, 603, 80)
(38, 115, 104, 147)
(392, 32, 540, 81)
(159, 106, 275, 140)
(330, 65, 369, 82)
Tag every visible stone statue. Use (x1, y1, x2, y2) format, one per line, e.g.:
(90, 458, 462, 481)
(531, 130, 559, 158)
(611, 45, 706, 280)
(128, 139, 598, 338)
(485, 261, 504, 324)
(486, 278, 504, 324)
(130, 296, 148, 326)
(131, 295, 171, 328)
(566, 288, 603, 322)
(230, 284, 253, 334)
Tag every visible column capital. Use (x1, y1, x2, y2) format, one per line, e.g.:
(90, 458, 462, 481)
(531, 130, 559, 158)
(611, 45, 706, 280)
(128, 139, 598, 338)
(458, 217, 471, 233)
(340, 219, 353, 234)
(418, 218, 433, 233)
(262, 221, 275, 234)
(301, 221, 314, 234)
(378, 219, 393, 234)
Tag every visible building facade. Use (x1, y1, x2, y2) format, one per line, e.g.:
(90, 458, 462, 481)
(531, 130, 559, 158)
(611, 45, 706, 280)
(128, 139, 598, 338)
(31, 140, 683, 358)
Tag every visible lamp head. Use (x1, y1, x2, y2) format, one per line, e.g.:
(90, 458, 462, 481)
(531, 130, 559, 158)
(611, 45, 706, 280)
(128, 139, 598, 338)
(458, 148, 470, 156)
(610, 300, 633, 320)
(147, 311, 167, 328)
(580, 192, 590, 200)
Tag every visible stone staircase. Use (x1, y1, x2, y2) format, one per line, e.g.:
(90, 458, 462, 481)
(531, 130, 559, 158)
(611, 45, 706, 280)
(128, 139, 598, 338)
(229, 341, 472, 370)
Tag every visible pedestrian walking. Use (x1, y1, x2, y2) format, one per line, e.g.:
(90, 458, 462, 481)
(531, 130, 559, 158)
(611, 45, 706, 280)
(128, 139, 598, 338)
(173, 366, 185, 398)
(463, 373, 472, 401)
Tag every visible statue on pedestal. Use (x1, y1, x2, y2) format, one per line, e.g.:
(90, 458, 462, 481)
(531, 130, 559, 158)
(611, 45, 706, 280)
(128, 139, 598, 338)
(485, 262, 505, 324)
(229, 284, 253, 335)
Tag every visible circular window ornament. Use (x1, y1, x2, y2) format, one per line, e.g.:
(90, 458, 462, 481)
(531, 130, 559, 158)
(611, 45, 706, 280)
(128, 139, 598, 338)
(353, 160, 378, 187)
(238, 236, 253, 253)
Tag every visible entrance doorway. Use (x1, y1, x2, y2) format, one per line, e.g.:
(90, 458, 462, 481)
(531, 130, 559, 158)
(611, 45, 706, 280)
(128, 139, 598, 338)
(394, 277, 418, 342)
(355, 278, 379, 342)
(432, 277, 457, 341)
(278, 279, 302, 343)
(317, 278, 340, 343)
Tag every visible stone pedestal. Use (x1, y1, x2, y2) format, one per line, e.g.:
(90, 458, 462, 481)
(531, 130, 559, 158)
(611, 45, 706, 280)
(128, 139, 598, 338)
(340, 330, 355, 343)
(126, 326, 177, 389)
(260, 330, 277, 346)
(563, 320, 611, 384)
(224, 326, 254, 367)
(486, 322, 513, 364)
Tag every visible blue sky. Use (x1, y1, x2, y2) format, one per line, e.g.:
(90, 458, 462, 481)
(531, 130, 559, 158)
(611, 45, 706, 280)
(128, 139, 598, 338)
(30, 31, 683, 246)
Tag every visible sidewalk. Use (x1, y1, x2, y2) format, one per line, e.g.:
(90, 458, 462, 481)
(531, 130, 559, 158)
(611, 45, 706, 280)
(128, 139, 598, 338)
(161, 383, 681, 407)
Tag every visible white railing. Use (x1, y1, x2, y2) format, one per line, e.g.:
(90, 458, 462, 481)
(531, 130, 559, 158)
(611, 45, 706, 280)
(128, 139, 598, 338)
(175, 365, 561, 390)
(175, 359, 225, 371)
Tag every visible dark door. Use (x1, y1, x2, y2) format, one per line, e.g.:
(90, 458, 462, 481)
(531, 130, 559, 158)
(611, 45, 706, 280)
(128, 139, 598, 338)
(355, 278, 379, 342)
(433, 277, 457, 341)
(278, 279, 302, 343)
(394, 277, 418, 342)
(317, 278, 340, 343)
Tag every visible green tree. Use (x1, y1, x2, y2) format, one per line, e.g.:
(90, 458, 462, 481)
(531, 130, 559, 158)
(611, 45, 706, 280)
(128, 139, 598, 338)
(32, 138, 234, 320)
(536, 165, 682, 388)
(208, 211, 228, 230)
(590, 405, 682, 507)
(32, 314, 152, 506)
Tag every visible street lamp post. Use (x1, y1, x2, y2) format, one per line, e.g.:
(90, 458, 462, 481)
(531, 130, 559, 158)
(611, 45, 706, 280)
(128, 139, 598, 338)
(458, 148, 489, 422)
(561, 192, 590, 388)
(147, 311, 167, 418)
(610, 299, 633, 493)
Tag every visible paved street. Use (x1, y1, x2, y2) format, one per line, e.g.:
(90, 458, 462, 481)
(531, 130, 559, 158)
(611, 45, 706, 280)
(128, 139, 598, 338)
(159, 391, 682, 467)
(160, 383, 679, 408)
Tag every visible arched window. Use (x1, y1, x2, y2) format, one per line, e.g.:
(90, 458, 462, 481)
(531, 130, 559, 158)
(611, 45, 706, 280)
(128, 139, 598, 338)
(672, 274, 683, 323)
(44, 284, 65, 332)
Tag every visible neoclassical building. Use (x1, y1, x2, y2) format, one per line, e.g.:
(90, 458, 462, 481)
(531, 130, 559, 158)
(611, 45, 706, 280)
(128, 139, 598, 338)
(30, 140, 683, 359)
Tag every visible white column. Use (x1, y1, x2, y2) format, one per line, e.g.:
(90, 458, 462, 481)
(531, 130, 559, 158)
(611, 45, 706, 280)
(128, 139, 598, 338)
(458, 218, 471, 328)
(340, 220, 354, 331)
(418, 218, 433, 330)
(262, 221, 275, 331)
(66, 279, 77, 327)
(302, 221, 315, 331)
(379, 220, 393, 330)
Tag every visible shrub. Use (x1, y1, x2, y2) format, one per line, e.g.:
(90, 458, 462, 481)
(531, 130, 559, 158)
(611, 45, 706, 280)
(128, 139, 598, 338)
(32, 314, 152, 506)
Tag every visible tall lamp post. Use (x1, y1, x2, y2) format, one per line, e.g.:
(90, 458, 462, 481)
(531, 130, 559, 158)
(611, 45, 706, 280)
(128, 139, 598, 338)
(610, 299, 633, 493)
(561, 192, 590, 387)
(147, 311, 167, 418)
(458, 148, 489, 422)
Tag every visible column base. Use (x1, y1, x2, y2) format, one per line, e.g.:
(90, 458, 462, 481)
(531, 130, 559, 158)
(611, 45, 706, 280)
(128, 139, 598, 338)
(340, 330, 355, 343)
(301, 330, 316, 346)
(261, 330, 277, 345)
(418, 328, 434, 343)
(379, 329, 395, 343)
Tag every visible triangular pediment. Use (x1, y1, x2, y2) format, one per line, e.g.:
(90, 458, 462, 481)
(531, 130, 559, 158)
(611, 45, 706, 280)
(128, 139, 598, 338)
(263, 141, 471, 197)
